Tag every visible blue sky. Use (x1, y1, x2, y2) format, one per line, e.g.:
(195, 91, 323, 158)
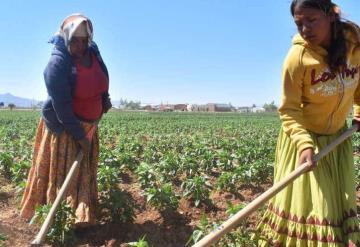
(0, 1, 359, 107)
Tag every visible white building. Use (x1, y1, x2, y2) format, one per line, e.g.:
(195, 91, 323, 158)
(251, 107, 266, 113)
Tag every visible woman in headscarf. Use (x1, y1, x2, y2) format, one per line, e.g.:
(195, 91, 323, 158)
(20, 13, 111, 228)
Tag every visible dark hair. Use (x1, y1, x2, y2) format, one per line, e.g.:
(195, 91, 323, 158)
(290, 0, 347, 72)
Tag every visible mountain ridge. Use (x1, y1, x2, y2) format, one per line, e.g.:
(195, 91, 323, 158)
(0, 93, 39, 108)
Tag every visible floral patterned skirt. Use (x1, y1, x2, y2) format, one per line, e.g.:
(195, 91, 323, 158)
(254, 126, 360, 246)
(20, 118, 99, 226)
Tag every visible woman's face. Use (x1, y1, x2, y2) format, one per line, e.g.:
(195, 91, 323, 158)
(293, 6, 333, 48)
(69, 36, 88, 59)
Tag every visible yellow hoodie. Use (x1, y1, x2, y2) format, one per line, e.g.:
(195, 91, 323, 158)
(278, 28, 360, 153)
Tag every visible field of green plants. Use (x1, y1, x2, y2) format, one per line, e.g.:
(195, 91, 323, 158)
(1, 110, 360, 247)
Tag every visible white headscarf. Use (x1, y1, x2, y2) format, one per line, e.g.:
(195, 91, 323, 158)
(58, 13, 94, 52)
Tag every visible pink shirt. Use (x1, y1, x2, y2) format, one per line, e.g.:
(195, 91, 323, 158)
(72, 53, 108, 121)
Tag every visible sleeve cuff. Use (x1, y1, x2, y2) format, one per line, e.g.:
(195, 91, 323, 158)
(297, 140, 314, 154)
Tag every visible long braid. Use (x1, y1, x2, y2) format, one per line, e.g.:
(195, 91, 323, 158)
(327, 4, 346, 72)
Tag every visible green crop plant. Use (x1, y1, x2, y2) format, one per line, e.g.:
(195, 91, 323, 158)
(0, 232, 7, 247)
(216, 171, 238, 193)
(135, 162, 157, 188)
(0, 152, 13, 178)
(127, 235, 150, 247)
(145, 183, 179, 210)
(186, 214, 212, 246)
(30, 202, 75, 246)
(181, 176, 211, 207)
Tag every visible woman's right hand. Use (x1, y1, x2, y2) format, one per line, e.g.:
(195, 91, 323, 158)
(78, 137, 91, 155)
(298, 147, 316, 170)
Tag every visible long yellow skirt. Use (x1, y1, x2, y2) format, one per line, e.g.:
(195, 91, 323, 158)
(255, 126, 360, 246)
(20, 119, 99, 226)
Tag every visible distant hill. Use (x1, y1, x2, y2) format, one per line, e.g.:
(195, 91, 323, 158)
(0, 93, 39, 108)
(0, 93, 120, 109)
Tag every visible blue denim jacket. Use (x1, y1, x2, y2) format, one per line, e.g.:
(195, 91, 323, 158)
(42, 35, 109, 140)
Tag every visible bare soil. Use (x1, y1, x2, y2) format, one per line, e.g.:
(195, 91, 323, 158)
(0, 173, 270, 247)
(4, 173, 359, 247)
(0, 176, 39, 247)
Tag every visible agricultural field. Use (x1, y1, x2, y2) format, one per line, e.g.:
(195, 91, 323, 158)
(1, 110, 360, 247)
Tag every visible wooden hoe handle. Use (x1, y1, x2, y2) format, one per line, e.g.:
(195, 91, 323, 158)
(31, 123, 98, 246)
(31, 151, 84, 245)
(192, 124, 357, 247)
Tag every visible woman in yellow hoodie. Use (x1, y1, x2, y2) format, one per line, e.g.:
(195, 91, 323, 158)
(255, 0, 360, 246)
